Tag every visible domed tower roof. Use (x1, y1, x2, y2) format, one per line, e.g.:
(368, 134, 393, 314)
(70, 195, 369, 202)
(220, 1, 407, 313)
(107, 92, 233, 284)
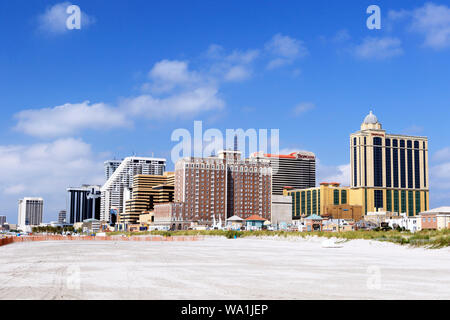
(363, 110, 378, 124)
(361, 110, 382, 130)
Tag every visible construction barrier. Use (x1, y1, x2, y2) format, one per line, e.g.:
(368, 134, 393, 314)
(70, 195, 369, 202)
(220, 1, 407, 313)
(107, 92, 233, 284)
(0, 235, 202, 247)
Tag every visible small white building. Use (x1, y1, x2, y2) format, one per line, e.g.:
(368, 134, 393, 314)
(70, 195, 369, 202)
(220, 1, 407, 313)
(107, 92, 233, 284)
(386, 214, 422, 232)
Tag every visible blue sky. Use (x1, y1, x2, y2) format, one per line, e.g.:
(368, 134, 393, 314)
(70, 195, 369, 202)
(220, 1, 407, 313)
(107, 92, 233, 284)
(1, 0, 450, 223)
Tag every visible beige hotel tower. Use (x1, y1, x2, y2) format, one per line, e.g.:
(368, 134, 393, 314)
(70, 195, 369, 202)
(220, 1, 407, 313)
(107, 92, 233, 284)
(350, 111, 429, 216)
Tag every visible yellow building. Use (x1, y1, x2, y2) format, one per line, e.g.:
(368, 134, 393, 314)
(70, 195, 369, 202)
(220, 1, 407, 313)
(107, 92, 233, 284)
(350, 111, 429, 216)
(284, 183, 363, 220)
(121, 172, 174, 224)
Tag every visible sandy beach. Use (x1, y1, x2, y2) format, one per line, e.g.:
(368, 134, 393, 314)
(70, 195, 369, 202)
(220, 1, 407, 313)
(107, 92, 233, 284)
(0, 237, 449, 300)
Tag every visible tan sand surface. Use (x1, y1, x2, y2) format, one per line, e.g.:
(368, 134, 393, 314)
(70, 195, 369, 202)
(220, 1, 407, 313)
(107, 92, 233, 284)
(1, 237, 449, 299)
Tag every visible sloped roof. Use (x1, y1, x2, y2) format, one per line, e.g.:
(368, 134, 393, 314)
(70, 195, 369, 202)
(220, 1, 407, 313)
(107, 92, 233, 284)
(305, 214, 323, 220)
(227, 215, 244, 221)
(245, 215, 267, 221)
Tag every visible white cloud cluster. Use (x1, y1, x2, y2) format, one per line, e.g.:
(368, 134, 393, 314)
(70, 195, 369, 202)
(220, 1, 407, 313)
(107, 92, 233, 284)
(354, 37, 403, 60)
(38, 2, 95, 35)
(206, 45, 260, 82)
(389, 2, 450, 49)
(265, 33, 308, 69)
(122, 87, 225, 119)
(317, 162, 351, 186)
(15, 101, 130, 138)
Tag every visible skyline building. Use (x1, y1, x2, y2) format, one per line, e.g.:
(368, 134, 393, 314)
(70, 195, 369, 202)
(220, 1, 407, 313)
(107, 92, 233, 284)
(100, 156, 166, 222)
(250, 151, 316, 195)
(58, 210, 67, 224)
(0, 215, 6, 226)
(350, 111, 429, 215)
(104, 160, 122, 181)
(67, 185, 101, 224)
(18, 197, 43, 227)
(161, 149, 272, 229)
(121, 172, 174, 225)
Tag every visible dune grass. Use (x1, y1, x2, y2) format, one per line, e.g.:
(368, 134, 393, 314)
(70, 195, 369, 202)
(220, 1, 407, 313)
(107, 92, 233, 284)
(105, 228, 450, 248)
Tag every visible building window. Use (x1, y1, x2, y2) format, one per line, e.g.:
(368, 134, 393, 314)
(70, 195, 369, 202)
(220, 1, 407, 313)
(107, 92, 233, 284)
(386, 189, 392, 212)
(415, 191, 421, 215)
(394, 190, 399, 213)
(301, 191, 306, 215)
(374, 190, 383, 210)
(341, 190, 347, 204)
(333, 189, 339, 205)
(307, 191, 311, 216)
(373, 137, 383, 187)
(401, 190, 406, 214)
(400, 147, 406, 188)
(407, 145, 413, 189)
(393, 142, 399, 188)
(312, 190, 317, 214)
(408, 191, 414, 217)
(386, 139, 391, 188)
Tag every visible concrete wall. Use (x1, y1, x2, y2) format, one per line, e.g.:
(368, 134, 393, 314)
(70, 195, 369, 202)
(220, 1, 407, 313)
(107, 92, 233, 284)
(271, 195, 292, 225)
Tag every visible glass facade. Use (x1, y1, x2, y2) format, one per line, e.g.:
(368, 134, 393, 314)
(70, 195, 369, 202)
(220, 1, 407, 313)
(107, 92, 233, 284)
(393, 139, 399, 188)
(408, 190, 414, 216)
(394, 190, 399, 213)
(407, 141, 413, 189)
(415, 191, 421, 215)
(401, 190, 406, 214)
(341, 190, 347, 204)
(400, 140, 406, 188)
(333, 189, 339, 205)
(374, 190, 383, 210)
(373, 137, 383, 187)
(385, 139, 391, 187)
(386, 189, 392, 212)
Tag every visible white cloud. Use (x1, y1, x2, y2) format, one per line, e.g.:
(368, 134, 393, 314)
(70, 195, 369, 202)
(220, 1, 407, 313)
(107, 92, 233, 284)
(14, 101, 130, 138)
(317, 162, 351, 186)
(147, 60, 200, 93)
(354, 37, 403, 60)
(0, 138, 104, 222)
(265, 34, 308, 69)
(206, 45, 259, 82)
(389, 2, 450, 49)
(433, 147, 450, 162)
(122, 87, 224, 119)
(293, 102, 315, 116)
(38, 2, 95, 35)
(224, 66, 252, 82)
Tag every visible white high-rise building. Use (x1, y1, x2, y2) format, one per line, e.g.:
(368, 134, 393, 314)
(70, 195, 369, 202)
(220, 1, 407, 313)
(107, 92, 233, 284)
(104, 160, 122, 181)
(18, 198, 43, 227)
(100, 156, 166, 222)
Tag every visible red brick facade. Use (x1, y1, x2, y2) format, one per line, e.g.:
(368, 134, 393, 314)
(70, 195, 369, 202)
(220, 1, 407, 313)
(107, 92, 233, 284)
(172, 150, 272, 226)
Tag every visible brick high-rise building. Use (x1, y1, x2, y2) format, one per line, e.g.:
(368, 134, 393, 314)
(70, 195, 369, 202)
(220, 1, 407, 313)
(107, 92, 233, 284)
(163, 150, 271, 229)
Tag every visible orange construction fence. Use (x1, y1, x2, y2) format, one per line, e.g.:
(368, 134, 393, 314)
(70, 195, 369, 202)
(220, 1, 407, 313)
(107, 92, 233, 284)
(0, 235, 202, 247)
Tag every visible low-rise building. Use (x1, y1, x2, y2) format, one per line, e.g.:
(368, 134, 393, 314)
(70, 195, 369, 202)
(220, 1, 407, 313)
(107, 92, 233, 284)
(420, 207, 450, 230)
(226, 215, 244, 230)
(304, 214, 323, 231)
(245, 215, 267, 231)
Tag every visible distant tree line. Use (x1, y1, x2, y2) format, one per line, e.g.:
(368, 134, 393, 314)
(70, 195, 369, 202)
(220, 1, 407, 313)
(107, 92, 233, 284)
(32, 226, 75, 234)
